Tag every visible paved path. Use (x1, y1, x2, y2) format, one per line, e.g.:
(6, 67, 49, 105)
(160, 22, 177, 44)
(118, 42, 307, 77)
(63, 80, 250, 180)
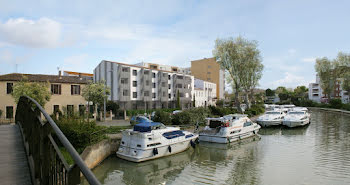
(0, 124, 32, 185)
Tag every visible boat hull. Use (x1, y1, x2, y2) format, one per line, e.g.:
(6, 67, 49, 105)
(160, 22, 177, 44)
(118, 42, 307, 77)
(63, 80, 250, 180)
(116, 136, 198, 162)
(199, 127, 260, 144)
(257, 120, 282, 127)
(282, 119, 310, 127)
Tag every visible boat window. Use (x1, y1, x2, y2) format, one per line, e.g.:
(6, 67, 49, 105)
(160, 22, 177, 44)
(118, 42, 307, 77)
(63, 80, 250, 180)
(163, 130, 185, 139)
(122, 141, 125, 144)
(230, 130, 241, 134)
(147, 143, 161, 147)
(266, 112, 280, 115)
(209, 120, 222, 128)
(288, 112, 304, 115)
(148, 138, 152, 140)
(185, 134, 194, 138)
(243, 122, 252, 127)
(137, 144, 141, 147)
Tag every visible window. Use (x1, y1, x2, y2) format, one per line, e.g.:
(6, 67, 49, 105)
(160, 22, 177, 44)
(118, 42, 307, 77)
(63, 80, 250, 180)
(207, 72, 211, 74)
(172, 67, 178, 72)
(144, 91, 149, 96)
(53, 105, 59, 114)
(168, 75, 171, 80)
(6, 106, 13, 119)
(146, 80, 150, 86)
(177, 84, 182, 88)
(121, 78, 128, 84)
(150, 65, 158, 69)
(168, 94, 171, 98)
(51, 84, 61, 95)
(71, 85, 80, 95)
(177, 75, 183, 79)
(162, 82, 166, 87)
(152, 72, 156, 78)
(6, 83, 13, 94)
(133, 92, 137, 98)
(243, 122, 252, 127)
(144, 70, 149, 75)
(208, 65, 211, 68)
(152, 93, 156, 98)
(153, 83, 156, 88)
(122, 67, 129, 72)
(207, 78, 211, 81)
(163, 73, 167, 77)
(133, 81, 137, 87)
(163, 91, 166, 97)
(180, 93, 184, 97)
(168, 84, 171, 89)
(67, 105, 74, 116)
(79, 105, 85, 116)
(123, 90, 129, 96)
(132, 70, 137, 76)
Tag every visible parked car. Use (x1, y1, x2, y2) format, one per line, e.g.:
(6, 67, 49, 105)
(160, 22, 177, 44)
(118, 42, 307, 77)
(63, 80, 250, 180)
(130, 115, 153, 126)
(172, 110, 182, 115)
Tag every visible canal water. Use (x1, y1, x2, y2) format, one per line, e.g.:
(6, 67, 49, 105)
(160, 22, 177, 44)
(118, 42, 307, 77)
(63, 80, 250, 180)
(83, 110, 350, 185)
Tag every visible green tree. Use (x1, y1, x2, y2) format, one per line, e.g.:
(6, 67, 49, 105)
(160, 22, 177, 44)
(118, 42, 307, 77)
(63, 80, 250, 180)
(334, 52, 350, 93)
(275, 86, 288, 94)
(213, 36, 263, 112)
(315, 57, 335, 100)
(12, 78, 51, 107)
(265, 88, 275, 96)
(82, 81, 110, 121)
(176, 90, 181, 109)
(106, 100, 119, 115)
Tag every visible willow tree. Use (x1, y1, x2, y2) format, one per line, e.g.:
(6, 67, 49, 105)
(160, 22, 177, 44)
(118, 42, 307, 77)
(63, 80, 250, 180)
(213, 36, 263, 111)
(315, 57, 335, 100)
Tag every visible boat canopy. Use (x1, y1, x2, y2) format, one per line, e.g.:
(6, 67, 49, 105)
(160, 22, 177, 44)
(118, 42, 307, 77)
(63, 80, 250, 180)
(133, 122, 164, 132)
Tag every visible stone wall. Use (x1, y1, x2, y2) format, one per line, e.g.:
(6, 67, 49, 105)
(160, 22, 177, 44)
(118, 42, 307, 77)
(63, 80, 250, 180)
(81, 138, 120, 169)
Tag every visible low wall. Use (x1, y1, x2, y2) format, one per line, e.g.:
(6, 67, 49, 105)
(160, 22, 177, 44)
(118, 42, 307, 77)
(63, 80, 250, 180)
(81, 138, 121, 170)
(308, 107, 350, 115)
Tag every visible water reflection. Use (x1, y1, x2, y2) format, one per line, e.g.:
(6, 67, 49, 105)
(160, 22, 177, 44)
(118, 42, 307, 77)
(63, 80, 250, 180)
(84, 110, 350, 185)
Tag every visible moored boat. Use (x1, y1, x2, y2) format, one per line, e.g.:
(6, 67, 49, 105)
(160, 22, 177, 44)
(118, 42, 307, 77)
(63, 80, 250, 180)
(256, 110, 286, 127)
(117, 122, 198, 162)
(282, 107, 311, 127)
(199, 114, 261, 144)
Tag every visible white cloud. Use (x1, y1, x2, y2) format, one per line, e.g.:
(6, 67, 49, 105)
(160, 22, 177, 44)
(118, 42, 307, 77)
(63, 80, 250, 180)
(0, 17, 62, 48)
(63, 54, 88, 66)
(302, 57, 316, 63)
(0, 49, 33, 64)
(270, 72, 310, 88)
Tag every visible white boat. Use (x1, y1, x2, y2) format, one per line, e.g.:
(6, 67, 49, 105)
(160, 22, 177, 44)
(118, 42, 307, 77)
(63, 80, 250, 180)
(116, 122, 198, 162)
(199, 114, 261, 144)
(282, 107, 311, 127)
(256, 110, 286, 127)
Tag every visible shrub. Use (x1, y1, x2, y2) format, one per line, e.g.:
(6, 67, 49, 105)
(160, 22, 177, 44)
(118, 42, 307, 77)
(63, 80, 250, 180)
(208, 106, 237, 117)
(329, 99, 343, 109)
(244, 104, 265, 117)
(0, 109, 2, 118)
(153, 110, 172, 125)
(172, 111, 192, 125)
(171, 107, 212, 126)
(53, 116, 107, 153)
(342, 103, 350, 111)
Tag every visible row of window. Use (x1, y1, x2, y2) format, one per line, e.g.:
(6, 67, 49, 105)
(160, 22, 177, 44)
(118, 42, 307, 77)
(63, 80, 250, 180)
(123, 79, 190, 90)
(6, 83, 81, 95)
(123, 68, 189, 81)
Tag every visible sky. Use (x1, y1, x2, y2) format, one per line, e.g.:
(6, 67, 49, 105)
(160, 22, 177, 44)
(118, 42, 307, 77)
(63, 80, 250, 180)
(1, 0, 350, 90)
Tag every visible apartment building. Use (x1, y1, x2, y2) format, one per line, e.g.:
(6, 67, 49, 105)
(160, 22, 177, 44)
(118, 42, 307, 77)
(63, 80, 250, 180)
(190, 57, 225, 100)
(94, 60, 194, 110)
(0, 73, 89, 122)
(308, 75, 349, 103)
(193, 78, 217, 107)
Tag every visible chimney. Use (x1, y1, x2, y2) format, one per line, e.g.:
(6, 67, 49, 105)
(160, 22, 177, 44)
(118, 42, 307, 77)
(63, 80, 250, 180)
(58, 70, 62, 77)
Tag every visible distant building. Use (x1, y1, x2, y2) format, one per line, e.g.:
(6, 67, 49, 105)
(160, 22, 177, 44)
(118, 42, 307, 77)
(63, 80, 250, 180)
(308, 74, 349, 103)
(63, 71, 93, 81)
(190, 57, 225, 100)
(0, 73, 89, 122)
(94, 60, 194, 110)
(193, 78, 216, 107)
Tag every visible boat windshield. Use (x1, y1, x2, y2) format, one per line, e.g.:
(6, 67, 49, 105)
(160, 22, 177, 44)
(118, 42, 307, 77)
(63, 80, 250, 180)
(266, 112, 280, 115)
(288, 111, 305, 115)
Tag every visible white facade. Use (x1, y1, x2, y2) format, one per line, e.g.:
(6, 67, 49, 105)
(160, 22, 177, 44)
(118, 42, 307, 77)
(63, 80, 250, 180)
(193, 78, 216, 107)
(308, 75, 349, 103)
(134, 62, 189, 74)
(94, 60, 195, 109)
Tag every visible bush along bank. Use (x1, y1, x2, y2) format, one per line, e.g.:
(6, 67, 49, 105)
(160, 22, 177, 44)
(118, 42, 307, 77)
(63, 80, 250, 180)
(151, 104, 265, 126)
(292, 99, 350, 111)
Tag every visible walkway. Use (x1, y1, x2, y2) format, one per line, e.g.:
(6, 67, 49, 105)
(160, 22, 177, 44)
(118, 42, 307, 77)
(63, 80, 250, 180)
(0, 124, 32, 185)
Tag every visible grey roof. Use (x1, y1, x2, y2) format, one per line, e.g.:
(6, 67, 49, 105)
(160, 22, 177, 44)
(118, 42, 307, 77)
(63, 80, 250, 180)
(0, 73, 90, 84)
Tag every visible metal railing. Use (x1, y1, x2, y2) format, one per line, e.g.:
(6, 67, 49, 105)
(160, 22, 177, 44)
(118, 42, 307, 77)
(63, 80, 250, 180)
(15, 96, 101, 185)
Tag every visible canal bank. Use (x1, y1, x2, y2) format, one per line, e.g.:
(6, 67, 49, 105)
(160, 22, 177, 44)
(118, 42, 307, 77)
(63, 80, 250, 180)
(82, 109, 350, 185)
(308, 107, 350, 115)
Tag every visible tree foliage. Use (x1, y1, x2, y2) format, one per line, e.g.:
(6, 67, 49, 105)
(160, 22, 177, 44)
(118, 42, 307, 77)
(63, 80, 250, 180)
(12, 78, 51, 107)
(106, 100, 119, 114)
(82, 81, 110, 107)
(265, 88, 275, 96)
(213, 36, 263, 111)
(315, 57, 335, 99)
(334, 52, 350, 93)
(176, 90, 181, 109)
